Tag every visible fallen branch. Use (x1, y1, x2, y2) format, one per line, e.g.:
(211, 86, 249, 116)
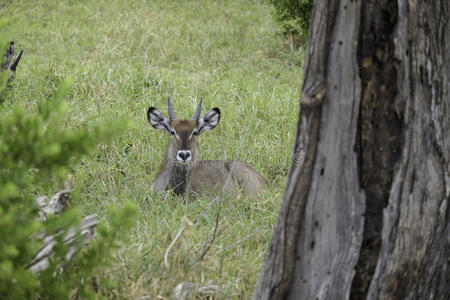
(36, 190, 72, 221)
(28, 190, 98, 274)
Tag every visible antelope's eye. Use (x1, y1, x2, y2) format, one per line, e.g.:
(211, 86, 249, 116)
(170, 130, 176, 136)
(192, 130, 198, 136)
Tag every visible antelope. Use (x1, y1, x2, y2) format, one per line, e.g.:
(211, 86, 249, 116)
(147, 98, 267, 198)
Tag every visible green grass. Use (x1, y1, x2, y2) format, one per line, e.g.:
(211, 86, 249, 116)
(1, 0, 303, 298)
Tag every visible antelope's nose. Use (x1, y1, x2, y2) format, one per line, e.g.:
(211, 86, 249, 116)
(177, 150, 191, 162)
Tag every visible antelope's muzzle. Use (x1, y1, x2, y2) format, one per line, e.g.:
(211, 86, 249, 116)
(177, 150, 192, 163)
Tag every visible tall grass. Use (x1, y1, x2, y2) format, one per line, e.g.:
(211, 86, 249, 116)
(1, 0, 303, 297)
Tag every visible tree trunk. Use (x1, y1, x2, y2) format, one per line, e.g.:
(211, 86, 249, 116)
(253, 1, 449, 299)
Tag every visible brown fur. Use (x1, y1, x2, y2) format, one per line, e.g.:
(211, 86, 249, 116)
(148, 104, 267, 198)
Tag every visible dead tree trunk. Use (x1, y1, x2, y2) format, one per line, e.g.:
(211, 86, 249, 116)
(254, 1, 449, 299)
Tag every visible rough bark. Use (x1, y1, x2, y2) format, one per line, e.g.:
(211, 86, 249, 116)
(367, 1, 450, 298)
(254, 0, 364, 298)
(254, 0, 449, 299)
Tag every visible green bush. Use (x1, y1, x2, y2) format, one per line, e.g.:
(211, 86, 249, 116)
(0, 27, 135, 299)
(269, 0, 314, 43)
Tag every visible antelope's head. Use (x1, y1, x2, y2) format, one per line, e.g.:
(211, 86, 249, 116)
(147, 98, 221, 165)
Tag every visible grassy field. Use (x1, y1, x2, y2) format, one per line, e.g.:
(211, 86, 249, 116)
(1, 0, 303, 298)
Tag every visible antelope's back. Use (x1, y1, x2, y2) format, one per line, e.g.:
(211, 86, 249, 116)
(190, 160, 267, 196)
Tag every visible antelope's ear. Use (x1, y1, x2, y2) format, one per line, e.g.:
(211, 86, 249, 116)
(197, 108, 220, 135)
(147, 107, 174, 135)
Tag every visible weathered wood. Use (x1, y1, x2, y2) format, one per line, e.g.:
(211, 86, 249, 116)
(254, 0, 449, 299)
(253, 0, 364, 299)
(28, 191, 98, 274)
(37, 190, 72, 221)
(172, 282, 219, 300)
(351, 1, 402, 297)
(28, 215, 98, 274)
(366, 1, 450, 299)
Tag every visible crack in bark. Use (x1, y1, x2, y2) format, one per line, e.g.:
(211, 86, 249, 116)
(351, 1, 403, 298)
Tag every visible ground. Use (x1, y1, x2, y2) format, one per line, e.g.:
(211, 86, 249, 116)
(1, 0, 303, 298)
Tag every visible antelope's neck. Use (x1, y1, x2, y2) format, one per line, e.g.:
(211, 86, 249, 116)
(166, 162, 191, 195)
(159, 141, 192, 195)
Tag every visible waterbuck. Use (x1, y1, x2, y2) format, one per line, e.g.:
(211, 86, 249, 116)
(147, 98, 267, 198)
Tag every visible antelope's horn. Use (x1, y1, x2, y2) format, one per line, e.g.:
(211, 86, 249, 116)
(192, 98, 202, 121)
(167, 96, 176, 121)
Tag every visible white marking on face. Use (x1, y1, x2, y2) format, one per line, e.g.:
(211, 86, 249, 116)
(176, 150, 192, 163)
